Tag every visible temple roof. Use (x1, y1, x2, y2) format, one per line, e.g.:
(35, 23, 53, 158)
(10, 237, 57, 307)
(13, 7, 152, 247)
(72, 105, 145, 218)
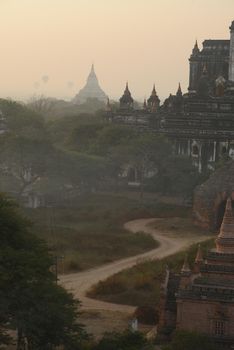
(178, 287, 234, 302)
(119, 83, 134, 105)
(194, 276, 234, 288)
(203, 40, 230, 46)
(147, 84, 160, 105)
(200, 262, 234, 274)
(202, 40, 230, 50)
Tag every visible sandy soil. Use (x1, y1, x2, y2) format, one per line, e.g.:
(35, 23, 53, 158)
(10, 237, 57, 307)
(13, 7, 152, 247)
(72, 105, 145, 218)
(8, 218, 208, 347)
(60, 218, 211, 313)
(79, 309, 154, 340)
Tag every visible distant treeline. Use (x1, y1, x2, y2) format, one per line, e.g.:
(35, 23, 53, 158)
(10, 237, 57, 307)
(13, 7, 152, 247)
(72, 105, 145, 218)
(0, 98, 209, 206)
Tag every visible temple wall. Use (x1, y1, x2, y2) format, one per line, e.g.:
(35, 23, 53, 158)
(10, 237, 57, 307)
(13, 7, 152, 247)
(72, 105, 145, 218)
(177, 299, 234, 338)
(229, 26, 234, 81)
(177, 300, 212, 333)
(176, 139, 226, 173)
(193, 184, 234, 231)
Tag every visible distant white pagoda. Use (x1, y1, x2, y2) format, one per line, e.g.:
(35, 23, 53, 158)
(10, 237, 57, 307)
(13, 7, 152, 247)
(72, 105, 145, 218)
(73, 64, 107, 104)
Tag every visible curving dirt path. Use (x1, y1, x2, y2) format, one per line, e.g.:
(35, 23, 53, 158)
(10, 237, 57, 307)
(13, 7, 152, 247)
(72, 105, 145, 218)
(60, 218, 210, 314)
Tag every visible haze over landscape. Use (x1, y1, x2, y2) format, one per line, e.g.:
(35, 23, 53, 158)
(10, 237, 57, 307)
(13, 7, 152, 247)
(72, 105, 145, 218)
(2, 1, 234, 348)
(1, 0, 234, 101)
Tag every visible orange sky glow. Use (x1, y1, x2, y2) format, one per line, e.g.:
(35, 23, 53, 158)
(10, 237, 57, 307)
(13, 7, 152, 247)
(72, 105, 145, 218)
(0, 0, 234, 101)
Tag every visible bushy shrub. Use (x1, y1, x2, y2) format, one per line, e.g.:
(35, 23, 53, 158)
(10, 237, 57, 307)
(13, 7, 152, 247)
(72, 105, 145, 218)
(134, 306, 158, 325)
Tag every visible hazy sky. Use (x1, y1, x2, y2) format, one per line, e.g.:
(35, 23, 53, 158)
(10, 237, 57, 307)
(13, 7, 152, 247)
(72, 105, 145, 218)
(0, 0, 234, 101)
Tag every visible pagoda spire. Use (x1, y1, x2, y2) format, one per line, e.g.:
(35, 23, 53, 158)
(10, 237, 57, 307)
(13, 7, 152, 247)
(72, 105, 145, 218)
(181, 255, 191, 274)
(125, 82, 130, 93)
(147, 84, 160, 112)
(88, 63, 97, 79)
(193, 244, 203, 273)
(179, 255, 192, 290)
(195, 244, 203, 263)
(216, 198, 234, 253)
(176, 83, 182, 97)
(192, 40, 200, 55)
(87, 63, 98, 82)
(152, 84, 156, 95)
(72, 64, 107, 104)
(119, 82, 134, 109)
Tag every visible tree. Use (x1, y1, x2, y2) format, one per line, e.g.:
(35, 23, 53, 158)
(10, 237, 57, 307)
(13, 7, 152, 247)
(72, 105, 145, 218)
(27, 95, 58, 115)
(126, 134, 172, 201)
(0, 134, 53, 199)
(0, 194, 86, 349)
(0, 98, 45, 137)
(94, 125, 137, 156)
(68, 124, 104, 153)
(162, 330, 218, 350)
(147, 155, 207, 198)
(15, 283, 85, 350)
(93, 330, 152, 350)
(48, 113, 103, 147)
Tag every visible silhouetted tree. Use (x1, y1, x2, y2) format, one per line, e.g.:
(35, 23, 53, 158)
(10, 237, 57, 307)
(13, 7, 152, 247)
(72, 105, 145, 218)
(0, 194, 86, 349)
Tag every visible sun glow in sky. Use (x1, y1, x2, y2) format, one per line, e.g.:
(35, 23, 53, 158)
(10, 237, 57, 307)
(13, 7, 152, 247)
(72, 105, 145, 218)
(0, 0, 234, 101)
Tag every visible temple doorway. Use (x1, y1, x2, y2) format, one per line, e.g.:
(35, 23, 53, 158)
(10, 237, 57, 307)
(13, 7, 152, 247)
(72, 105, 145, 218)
(128, 168, 137, 182)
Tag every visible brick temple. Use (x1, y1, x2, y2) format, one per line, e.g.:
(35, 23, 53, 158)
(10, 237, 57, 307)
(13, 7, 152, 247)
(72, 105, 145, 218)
(193, 161, 234, 231)
(107, 21, 234, 172)
(159, 198, 234, 349)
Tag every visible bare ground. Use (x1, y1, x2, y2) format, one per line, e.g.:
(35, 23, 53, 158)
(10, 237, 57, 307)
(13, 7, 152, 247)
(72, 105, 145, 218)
(60, 218, 211, 337)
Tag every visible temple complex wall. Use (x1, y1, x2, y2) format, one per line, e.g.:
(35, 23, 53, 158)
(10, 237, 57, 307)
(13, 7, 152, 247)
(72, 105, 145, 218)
(177, 299, 234, 338)
(229, 22, 234, 82)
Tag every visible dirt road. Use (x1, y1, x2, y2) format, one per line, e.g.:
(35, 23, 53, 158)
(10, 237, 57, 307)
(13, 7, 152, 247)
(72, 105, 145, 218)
(60, 218, 211, 314)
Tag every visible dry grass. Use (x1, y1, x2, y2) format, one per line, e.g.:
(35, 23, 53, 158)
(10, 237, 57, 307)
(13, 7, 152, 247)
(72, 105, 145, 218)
(149, 217, 210, 238)
(87, 239, 214, 307)
(22, 193, 188, 272)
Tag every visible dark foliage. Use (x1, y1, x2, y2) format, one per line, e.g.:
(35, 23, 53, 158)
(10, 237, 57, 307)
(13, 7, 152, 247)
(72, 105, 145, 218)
(0, 194, 86, 349)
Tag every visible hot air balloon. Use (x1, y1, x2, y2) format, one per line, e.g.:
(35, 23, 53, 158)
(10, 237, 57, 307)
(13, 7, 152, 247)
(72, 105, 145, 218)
(42, 75, 49, 84)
